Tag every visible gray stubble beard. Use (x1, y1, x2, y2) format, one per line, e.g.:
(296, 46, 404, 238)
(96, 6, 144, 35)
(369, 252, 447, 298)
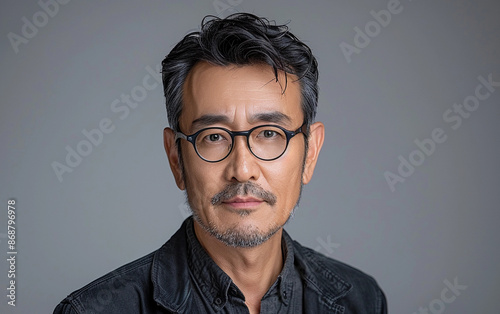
(185, 182, 302, 248)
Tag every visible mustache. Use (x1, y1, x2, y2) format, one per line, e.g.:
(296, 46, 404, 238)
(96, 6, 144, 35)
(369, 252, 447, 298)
(211, 182, 277, 206)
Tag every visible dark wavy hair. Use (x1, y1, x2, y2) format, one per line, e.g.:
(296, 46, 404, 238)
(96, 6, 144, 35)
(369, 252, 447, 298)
(161, 13, 319, 134)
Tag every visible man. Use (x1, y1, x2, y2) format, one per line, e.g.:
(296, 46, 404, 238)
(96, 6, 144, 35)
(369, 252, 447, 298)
(54, 13, 387, 313)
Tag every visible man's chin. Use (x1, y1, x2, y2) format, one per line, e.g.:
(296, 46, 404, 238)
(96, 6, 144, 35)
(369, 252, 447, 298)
(192, 215, 282, 248)
(211, 226, 282, 248)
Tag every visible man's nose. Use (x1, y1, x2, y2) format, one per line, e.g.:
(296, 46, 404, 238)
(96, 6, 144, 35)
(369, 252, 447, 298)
(224, 136, 260, 183)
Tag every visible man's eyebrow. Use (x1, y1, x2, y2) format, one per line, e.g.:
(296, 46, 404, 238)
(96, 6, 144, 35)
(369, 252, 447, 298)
(191, 114, 230, 130)
(190, 111, 293, 130)
(251, 111, 292, 125)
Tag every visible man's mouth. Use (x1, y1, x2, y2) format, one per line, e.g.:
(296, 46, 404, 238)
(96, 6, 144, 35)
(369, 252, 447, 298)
(211, 182, 277, 206)
(222, 197, 264, 209)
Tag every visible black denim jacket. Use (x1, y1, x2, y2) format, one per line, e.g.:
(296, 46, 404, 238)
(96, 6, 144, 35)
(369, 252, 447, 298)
(54, 218, 387, 313)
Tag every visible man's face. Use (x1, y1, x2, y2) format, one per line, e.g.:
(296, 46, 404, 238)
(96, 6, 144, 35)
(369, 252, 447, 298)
(165, 62, 323, 247)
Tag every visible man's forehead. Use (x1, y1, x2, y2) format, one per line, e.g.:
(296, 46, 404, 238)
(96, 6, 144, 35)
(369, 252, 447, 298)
(180, 62, 302, 129)
(186, 62, 290, 91)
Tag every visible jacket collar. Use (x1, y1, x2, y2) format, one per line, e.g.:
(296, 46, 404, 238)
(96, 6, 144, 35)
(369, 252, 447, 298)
(151, 218, 192, 312)
(291, 238, 352, 305)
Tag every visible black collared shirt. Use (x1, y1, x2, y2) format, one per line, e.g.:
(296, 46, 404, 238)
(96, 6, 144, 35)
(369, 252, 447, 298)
(54, 217, 387, 313)
(184, 217, 303, 313)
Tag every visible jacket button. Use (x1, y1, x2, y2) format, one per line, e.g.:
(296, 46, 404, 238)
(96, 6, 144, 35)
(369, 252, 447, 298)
(214, 297, 223, 306)
(283, 291, 288, 300)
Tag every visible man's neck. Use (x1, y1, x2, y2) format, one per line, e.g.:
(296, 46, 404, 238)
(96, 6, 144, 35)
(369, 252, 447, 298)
(193, 222, 284, 309)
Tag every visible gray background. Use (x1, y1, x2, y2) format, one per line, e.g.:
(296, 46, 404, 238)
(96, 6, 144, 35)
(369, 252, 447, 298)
(1, 0, 499, 313)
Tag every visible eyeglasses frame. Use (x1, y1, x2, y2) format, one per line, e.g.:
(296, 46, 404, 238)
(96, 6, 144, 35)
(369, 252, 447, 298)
(175, 123, 306, 163)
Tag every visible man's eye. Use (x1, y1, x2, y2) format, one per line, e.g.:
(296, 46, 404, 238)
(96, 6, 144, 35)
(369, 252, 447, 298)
(205, 133, 225, 142)
(259, 130, 278, 138)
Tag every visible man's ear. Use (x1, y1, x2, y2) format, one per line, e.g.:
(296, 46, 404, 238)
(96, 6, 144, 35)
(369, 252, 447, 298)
(163, 128, 186, 190)
(302, 122, 325, 185)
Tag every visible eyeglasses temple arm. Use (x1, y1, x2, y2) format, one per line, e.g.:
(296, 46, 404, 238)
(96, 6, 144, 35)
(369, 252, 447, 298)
(175, 132, 188, 141)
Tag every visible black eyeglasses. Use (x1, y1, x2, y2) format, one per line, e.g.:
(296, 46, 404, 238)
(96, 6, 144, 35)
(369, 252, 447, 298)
(175, 123, 306, 162)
